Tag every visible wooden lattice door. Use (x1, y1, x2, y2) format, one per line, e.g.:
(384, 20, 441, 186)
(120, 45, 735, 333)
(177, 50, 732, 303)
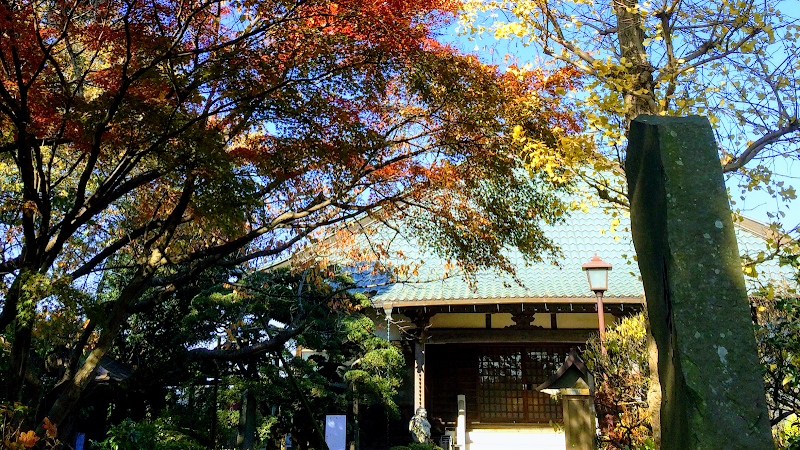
(476, 345, 570, 423)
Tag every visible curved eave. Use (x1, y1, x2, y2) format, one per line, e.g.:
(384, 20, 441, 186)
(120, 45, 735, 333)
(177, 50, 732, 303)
(375, 296, 643, 308)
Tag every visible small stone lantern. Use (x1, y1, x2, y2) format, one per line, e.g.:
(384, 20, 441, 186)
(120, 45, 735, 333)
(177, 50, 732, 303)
(537, 348, 595, 450)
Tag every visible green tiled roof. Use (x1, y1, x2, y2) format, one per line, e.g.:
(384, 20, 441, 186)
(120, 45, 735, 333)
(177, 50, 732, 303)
(361, 205, 792, 306)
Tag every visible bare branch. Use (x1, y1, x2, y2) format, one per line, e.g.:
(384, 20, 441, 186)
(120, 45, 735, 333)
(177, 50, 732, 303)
(723, 120, 800, 172)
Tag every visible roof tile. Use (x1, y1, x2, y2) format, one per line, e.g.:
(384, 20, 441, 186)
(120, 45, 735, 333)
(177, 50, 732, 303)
(356, 205, 792, 305)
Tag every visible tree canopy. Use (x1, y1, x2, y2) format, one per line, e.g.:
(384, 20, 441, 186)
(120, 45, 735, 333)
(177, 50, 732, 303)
(93, 268, 404, 449)
(459, 3, 799, 446)
(0, 0, 582, 440)
(461, 0, 800, 240)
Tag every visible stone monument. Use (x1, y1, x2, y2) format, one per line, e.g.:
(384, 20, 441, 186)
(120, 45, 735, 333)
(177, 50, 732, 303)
(626, 115, 773, 449)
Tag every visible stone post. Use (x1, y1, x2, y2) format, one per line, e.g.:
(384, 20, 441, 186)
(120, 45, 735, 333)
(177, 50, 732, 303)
(456, 395, 466, 450)
(626, 115, 773, 449)
(561, 385, 594, 450)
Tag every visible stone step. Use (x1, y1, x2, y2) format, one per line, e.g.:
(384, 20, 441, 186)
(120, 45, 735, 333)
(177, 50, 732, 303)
(466, 428, 565, 450)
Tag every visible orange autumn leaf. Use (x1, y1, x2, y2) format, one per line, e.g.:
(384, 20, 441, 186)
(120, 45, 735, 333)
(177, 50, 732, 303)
(17, 430, 39, 448)
(43, 417, 57, 438)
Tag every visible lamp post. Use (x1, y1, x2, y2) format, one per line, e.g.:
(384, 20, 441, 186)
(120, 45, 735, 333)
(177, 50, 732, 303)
(582, 254, 612, 354)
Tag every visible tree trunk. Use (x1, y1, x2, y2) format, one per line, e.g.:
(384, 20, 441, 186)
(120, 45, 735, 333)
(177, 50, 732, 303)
(3, 274, 33, 403)
(614, 0, 657, 123)
(351, 385, 359, 450)
(276, 352, 330, 450)
(237, 390, 257, 449)
(616, 3, 661, 445)
(48, 267, 153, 433)
(211, 343, 220, 448)
(7, 322, 32, 403)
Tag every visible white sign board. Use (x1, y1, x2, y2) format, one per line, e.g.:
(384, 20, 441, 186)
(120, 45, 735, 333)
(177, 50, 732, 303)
(325, 414, 347, 450)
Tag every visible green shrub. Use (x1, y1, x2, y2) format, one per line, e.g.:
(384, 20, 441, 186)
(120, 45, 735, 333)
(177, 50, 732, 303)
(389, 443, 443, 450)
(775, 415, 800, 450)
(91, 418, 206, 450)
(583, 313, 653, 449)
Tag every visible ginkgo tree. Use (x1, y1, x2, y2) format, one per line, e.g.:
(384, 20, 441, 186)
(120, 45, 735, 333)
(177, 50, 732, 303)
(0, 0, 583, 441)
(462, 0, 800, 233)
(460, 1, 799, 447)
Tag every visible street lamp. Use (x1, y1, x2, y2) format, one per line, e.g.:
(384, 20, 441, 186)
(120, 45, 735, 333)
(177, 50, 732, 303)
(582, 254, 612, 353)
(382, 302, 393, 319)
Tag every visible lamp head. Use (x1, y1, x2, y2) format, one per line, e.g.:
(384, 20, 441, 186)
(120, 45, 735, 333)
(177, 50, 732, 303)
(582, 254, 612, 292)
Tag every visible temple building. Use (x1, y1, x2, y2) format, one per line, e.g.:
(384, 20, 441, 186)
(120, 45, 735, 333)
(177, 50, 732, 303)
(278, 195, 792, 449)
(350, 204, 790, 450)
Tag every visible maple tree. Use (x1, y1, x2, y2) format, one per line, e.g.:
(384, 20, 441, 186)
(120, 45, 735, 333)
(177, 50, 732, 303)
(0, 0, 582, 441)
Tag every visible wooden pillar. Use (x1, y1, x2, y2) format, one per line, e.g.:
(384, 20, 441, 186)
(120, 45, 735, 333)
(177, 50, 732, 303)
(407, 310, 433, 412)
(414, 340, 425, 412)
(237, 390, 257, 449)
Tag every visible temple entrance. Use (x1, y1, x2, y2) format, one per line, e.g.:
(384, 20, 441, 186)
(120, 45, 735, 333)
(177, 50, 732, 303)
(425, 343, 571, 426)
